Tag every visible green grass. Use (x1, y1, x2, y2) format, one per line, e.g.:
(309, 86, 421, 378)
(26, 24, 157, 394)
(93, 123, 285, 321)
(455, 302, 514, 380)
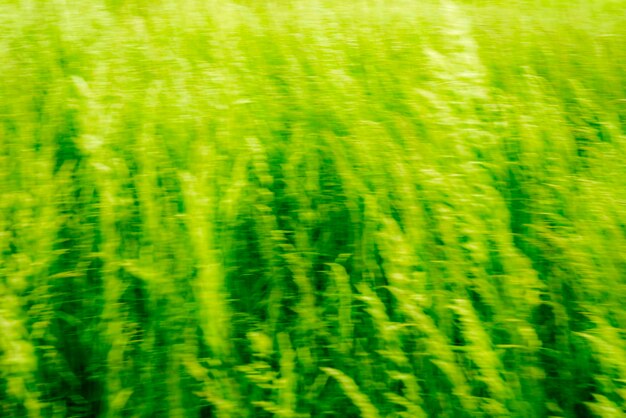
(1, 0, 626, 416)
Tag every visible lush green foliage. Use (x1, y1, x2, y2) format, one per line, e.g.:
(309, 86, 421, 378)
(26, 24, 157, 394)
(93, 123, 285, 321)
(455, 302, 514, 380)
(1, 0, 626, 416)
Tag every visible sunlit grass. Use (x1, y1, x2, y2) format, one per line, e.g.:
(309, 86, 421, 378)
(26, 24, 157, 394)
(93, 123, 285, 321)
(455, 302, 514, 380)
(1, 0, 625, 416)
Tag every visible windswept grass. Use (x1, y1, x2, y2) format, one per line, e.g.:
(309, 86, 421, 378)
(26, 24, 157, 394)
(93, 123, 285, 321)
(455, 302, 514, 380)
(1, 0, 626, 416)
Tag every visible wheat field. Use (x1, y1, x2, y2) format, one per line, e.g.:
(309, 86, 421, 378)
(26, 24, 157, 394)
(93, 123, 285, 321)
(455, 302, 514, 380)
(1, 0, 626, 417)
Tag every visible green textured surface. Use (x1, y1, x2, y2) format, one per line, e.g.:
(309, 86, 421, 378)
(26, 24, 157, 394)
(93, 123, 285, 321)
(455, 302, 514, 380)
(1, 0, 626, 416)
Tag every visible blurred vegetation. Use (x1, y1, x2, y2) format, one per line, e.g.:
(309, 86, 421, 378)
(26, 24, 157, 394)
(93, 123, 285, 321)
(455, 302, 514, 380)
(1, 0, 626, 416)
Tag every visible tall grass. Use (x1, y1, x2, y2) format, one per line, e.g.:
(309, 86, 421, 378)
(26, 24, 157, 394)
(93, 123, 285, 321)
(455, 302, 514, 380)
(1, 0, 625, 416)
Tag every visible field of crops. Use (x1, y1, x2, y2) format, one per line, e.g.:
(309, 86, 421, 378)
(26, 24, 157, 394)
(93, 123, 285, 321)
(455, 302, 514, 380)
(1, 0, 626, 416)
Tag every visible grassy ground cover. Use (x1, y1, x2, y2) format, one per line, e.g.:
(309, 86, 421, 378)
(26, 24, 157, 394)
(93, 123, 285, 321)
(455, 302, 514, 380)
(1, 0, 626, 416)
